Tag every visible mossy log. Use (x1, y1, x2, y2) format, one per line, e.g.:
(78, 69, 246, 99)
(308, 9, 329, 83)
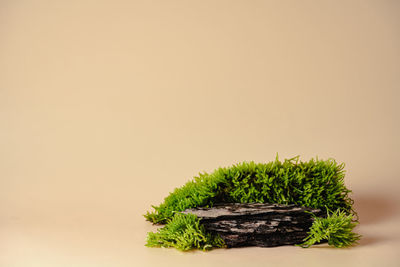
(182, 203, 324, 248)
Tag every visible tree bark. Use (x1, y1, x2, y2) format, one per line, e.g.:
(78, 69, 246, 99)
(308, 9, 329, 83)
(182, 203, 324, 248)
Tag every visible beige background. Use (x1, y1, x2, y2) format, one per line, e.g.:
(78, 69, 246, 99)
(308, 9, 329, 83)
(1, 0, 400, 266)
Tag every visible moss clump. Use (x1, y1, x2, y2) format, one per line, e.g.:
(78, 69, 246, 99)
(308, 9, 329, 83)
(145, 156, 354, 224)
(145, 156, 359, 250)
(146, 213, 226, 251)
(299, 209, 361, 248)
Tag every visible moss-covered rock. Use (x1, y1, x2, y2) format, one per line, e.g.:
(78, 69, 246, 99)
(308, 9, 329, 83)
(144, 156, 359, 250)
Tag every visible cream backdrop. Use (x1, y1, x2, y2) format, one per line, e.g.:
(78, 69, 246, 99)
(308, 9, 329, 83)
(1, 1, 400, 266)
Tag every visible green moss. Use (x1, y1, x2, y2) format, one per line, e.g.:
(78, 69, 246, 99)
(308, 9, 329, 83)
(146, 213, 226, 251)
(145, 156, 354, 224)
(299, 209, 361, 248)
(145, 156, 359, 250)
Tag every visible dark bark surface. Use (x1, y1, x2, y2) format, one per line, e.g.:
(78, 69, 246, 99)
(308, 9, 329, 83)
(182, 203, 324, 248)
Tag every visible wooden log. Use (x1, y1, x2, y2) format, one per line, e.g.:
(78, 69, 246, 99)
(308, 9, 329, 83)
(182, 203, 324, 248)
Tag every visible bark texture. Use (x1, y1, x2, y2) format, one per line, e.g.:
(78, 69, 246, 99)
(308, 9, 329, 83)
(182, 203, 324, 248)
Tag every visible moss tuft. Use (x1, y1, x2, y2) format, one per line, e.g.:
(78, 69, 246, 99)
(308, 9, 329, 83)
(146, 213, 226, 251)
(299, 209, 361, 248)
